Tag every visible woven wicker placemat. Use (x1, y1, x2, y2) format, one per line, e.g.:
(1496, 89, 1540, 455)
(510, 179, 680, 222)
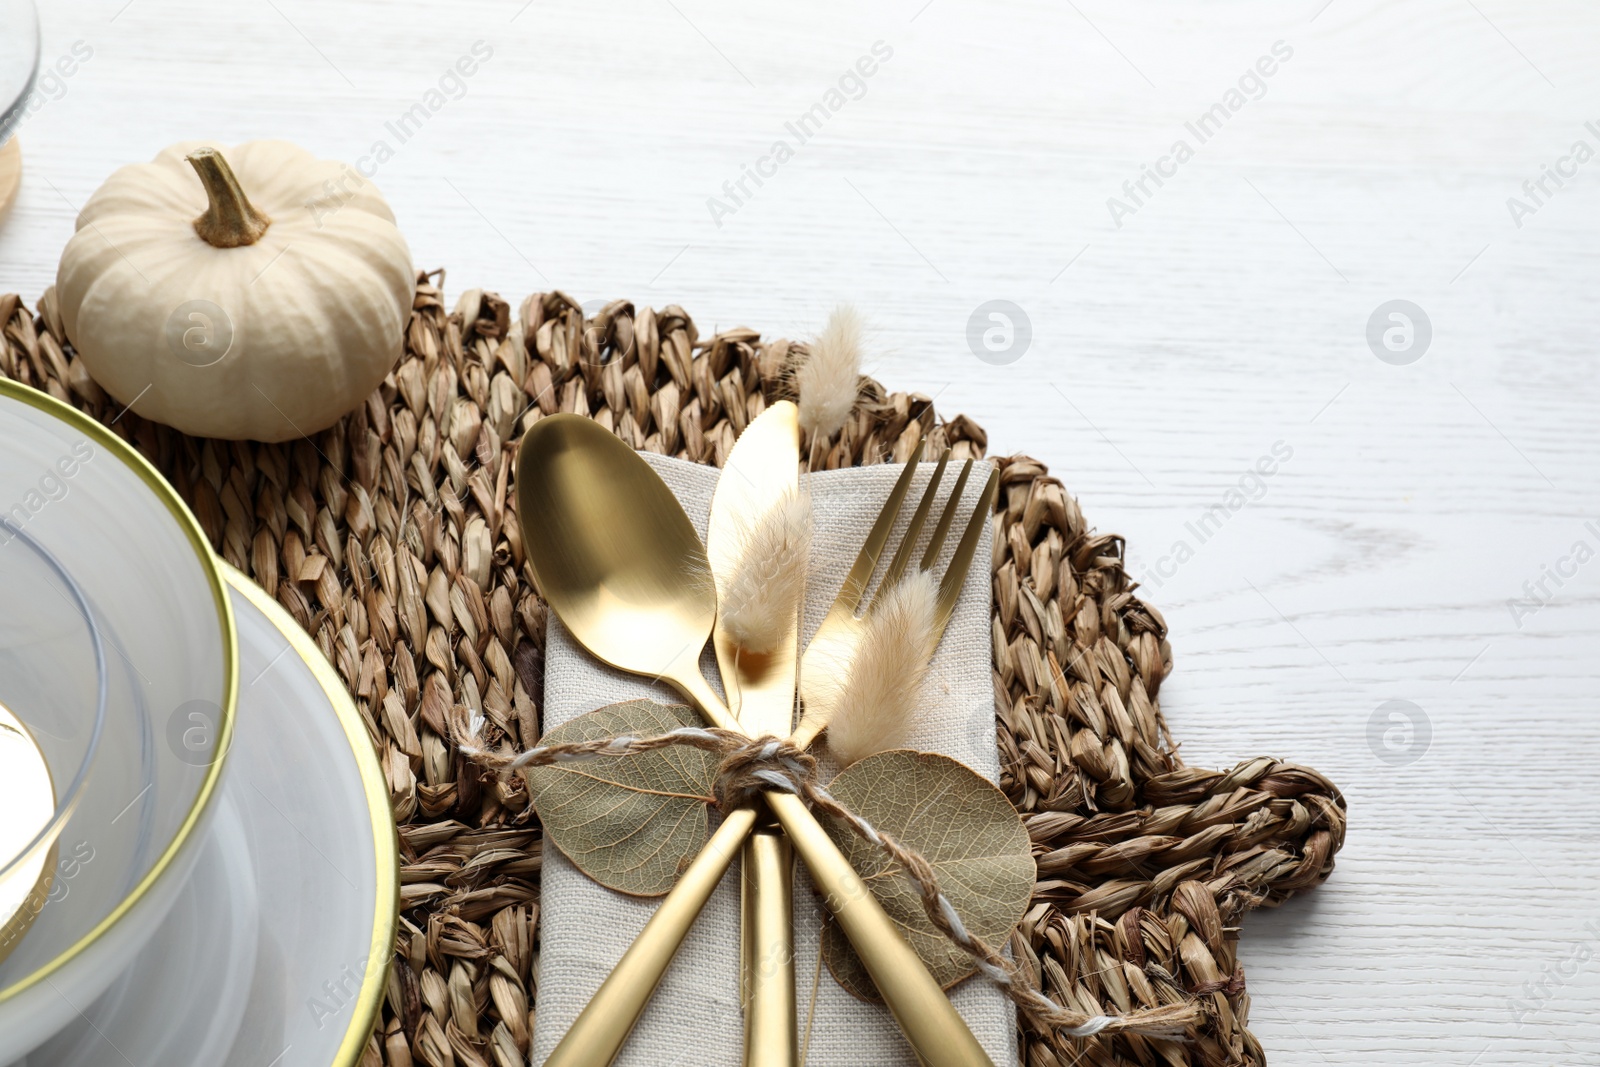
(1, 276, 1346, 1067)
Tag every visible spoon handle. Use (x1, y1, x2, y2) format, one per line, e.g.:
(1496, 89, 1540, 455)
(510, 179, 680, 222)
(542, 807, 761, 1067)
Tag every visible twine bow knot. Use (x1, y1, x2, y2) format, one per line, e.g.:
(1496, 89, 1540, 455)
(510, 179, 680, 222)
(711, 734, 817, 812)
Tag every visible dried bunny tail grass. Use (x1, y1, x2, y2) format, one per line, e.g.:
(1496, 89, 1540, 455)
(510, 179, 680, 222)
(826, 570, 940, 767)
(720, 489, 812, 653)
(796, 305, 864, 440)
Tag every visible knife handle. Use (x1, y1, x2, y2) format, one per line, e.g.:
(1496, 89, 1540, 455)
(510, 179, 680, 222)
(741, 819, 798, 1067)
(764, 790, 997, 1067)
(543, 807, 759, 1067)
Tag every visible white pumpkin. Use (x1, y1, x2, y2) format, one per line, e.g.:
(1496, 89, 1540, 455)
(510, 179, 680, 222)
(56, 140, 415, 441)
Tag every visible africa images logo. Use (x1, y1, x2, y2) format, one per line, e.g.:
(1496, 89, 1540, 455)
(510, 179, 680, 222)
(706, 41, 895, 227)
(1139, 441, 1293, 590)
(1504, 122, 1600, 230)
(1106, 41, 1294, 228)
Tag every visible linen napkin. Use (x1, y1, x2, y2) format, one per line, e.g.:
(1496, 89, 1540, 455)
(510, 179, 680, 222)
(532, 452, 1015, 1066)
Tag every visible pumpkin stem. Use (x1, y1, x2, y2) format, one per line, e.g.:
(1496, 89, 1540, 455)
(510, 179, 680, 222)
(186, 147, 271, 248)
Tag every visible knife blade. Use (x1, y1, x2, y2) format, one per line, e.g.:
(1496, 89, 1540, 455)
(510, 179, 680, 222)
(707, 399, 801, 1067)
(708, 400, 802, 736)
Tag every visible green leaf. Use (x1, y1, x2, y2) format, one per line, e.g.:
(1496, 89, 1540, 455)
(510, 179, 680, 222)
(819, 749, 1035, 1000)
(523, 700, 718, 897)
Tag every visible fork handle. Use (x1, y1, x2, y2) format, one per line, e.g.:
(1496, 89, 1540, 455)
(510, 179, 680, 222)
(764, 791, 997, 1067)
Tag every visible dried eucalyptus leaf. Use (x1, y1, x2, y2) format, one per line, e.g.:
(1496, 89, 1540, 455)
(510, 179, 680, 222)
(523, 700, 717, 897)
(819, 749, 1035, 1000)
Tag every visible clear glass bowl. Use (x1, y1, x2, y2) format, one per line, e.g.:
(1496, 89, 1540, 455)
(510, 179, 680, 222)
(0, 0, 40, 144)
(0, 522, 108, 962)
(0, 381, 237, 1060)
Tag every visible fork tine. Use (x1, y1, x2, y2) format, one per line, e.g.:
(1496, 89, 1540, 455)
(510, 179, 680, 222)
(831, 446, 922, 615)
(933, 465, 999, 634)
(919, 458, 973, 573)
(872, 449, 949, 608)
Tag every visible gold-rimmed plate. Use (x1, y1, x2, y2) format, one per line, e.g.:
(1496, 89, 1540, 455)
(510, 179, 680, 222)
(23, 565, 398, 1066)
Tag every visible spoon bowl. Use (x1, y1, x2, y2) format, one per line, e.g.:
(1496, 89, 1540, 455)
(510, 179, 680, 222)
(515, 414, 730, 725)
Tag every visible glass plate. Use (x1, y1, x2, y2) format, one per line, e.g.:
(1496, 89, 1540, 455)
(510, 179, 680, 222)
(20, 566, 398, 1066)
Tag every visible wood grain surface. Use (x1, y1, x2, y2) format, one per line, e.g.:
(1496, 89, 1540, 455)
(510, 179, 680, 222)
(2, 1, 1597, 1063)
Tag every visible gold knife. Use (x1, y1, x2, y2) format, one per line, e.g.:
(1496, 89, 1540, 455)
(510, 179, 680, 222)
(707, 400, 801, 1067)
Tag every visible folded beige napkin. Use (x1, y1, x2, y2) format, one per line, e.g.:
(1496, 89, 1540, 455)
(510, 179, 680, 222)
(532, 453, 1014, 1066)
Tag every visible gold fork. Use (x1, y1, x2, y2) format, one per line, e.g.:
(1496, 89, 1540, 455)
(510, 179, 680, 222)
(791, 447, 981, 749)
(744, 447, 991, 1066)
(543, 447, 999, 1067)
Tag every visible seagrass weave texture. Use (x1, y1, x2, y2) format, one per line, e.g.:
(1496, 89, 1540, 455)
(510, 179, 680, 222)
(0, 276, 1346, 1067)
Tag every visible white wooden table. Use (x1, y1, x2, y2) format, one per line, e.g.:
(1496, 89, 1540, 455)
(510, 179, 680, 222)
(4, 1, 1598, 1062)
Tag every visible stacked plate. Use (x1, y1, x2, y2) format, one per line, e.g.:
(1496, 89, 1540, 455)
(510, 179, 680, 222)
(0, 380, 398, 1066)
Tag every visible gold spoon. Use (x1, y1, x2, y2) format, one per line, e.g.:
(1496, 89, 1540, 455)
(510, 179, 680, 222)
(518, 414, 996, 1067)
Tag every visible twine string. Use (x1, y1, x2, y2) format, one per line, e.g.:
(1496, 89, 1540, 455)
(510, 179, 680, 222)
(461, 725, 1199, 1043)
